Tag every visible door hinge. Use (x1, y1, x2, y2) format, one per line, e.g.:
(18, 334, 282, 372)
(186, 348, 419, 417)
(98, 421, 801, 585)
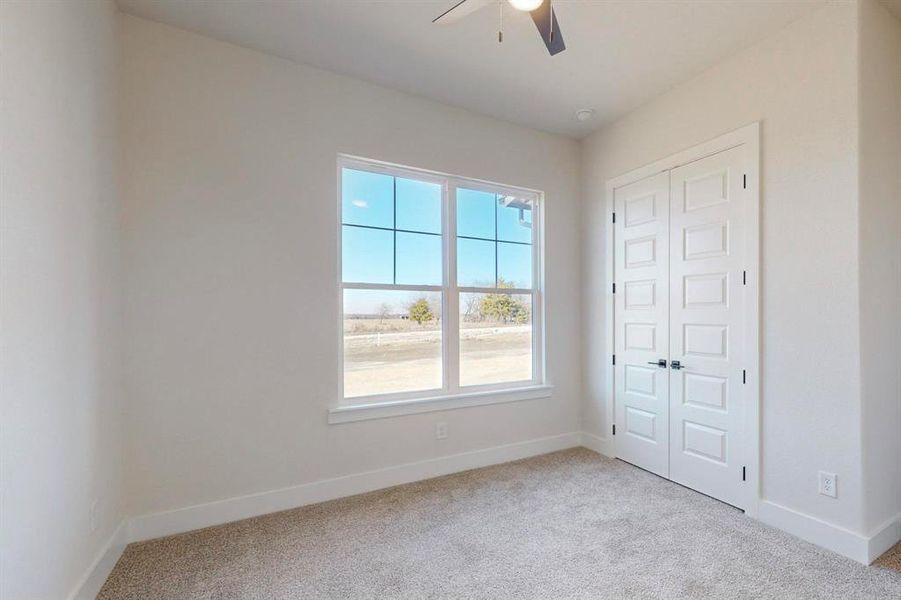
(612, 424, 616, 436)
(612, 283, 616, 294)
(742, 270, 747, 285)
(742, 369, 747, 384)
(743, 174, 747, 189)
(612, 354, 616, 366)
(742, 466, 747, 481)
(612, 212, 616, 224)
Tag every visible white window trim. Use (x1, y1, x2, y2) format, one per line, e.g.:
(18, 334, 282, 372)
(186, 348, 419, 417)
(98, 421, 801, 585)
(328, 384, 554, 424)
(333, 155, 546, 422)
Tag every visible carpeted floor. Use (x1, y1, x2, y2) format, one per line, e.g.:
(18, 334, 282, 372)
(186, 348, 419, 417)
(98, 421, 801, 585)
(876, 542, 901, 572)
(99, 448, 901, 599)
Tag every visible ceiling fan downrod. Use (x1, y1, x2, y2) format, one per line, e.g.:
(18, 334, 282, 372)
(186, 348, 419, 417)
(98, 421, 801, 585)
(549, 2, 554, 42)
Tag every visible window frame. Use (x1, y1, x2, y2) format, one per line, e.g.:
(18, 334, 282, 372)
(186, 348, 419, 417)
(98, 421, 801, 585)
(336, 155, 546, 409)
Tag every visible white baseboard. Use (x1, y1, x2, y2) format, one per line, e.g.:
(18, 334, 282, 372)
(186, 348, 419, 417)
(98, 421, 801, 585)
(75, 435, 897, 596)
(758, 500, 872, 564)
(128, 431, 581, 543)
(67, 520, 128, 600)
(867, 513, 901, 564)
(580, 431, 614, 457)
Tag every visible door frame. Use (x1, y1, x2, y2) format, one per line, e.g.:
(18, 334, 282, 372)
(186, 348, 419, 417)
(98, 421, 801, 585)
(604, 122, 761, 517)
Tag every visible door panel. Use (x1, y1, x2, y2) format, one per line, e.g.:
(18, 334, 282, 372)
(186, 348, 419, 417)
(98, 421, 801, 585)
(669, 146, 746, 508)
(613, 172, 670, 477)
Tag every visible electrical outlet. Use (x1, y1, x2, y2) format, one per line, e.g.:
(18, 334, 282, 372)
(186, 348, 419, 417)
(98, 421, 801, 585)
(90, 499, 99, 532)
(435, 421, 448, 440)
(818, 471, 837, 498)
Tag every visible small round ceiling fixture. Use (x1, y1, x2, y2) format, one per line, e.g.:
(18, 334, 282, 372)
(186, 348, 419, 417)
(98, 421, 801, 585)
(575, 109, 595, 122)
(508, 0, 544, 12)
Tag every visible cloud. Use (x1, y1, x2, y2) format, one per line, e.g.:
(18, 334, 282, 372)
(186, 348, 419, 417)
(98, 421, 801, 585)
(352, 199, 368, 208)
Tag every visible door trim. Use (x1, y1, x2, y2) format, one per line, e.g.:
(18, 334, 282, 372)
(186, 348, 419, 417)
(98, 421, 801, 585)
(604, 122, 760, 517)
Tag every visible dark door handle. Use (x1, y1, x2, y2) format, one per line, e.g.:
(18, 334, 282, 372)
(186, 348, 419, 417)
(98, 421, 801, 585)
(647, 359, 667, 368)
(671, 360, 684, 370)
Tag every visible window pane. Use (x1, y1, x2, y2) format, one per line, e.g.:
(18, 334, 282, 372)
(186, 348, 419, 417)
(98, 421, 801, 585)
(457, 237, 495, 287)
(342, 168, 393, 228)
(344, 290, 442, 398)
(396, 232, 442, 286)
(460, 292, 532, 387)
(497, 242, 532, 289)
(456, 188, 495, 239)
(342, 226, 393, 284)
(396, 178, 441, 234)
(497, 197, 533, 244)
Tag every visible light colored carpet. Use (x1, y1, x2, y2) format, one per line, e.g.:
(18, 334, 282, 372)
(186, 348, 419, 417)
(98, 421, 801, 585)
(876, 542, 901, 573)
(99, 448, 901, 599)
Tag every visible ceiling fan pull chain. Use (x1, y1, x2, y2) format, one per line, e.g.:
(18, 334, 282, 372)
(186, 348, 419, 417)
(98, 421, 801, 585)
(498, 1, 503, 43)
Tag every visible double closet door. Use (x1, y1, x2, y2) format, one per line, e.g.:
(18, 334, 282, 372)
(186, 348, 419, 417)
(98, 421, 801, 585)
(613, 145, 750, 510)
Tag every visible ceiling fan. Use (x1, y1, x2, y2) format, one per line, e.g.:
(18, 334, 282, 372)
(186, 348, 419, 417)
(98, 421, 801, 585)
(433, 0, 565, 56)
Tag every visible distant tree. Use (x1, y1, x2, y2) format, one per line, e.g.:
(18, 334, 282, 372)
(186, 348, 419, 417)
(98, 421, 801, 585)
(479, 293, 516, 324)
(408, 298, 434, 325)
(479, 278, 529, 324)
(462, 293, 479, 322)
(377, 302, 392, 324)
(512, 301, 530, 324)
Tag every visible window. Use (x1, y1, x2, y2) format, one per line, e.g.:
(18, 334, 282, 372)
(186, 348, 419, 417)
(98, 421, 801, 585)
(339, 157, 543, 404)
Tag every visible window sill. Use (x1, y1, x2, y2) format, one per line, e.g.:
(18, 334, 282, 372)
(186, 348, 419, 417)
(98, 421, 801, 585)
(327, 385, 553, 424)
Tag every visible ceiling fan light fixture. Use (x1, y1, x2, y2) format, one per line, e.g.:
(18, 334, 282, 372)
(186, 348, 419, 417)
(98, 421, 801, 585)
(508, 0, 544, 12)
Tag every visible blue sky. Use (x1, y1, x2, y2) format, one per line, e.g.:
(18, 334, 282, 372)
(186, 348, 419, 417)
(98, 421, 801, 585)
(342, 168, 532, 313)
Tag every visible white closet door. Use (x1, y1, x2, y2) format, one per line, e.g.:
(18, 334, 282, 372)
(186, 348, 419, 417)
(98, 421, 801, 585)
(613, 172, 670, 478)
(668, 146, 747, 509)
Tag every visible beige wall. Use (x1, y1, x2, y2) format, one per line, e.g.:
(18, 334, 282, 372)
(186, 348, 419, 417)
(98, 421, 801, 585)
(581, 2, 865, 532)
(119, 15, 582, 517)
(0, 1, 124, 598)
(858, 0, 901, 535)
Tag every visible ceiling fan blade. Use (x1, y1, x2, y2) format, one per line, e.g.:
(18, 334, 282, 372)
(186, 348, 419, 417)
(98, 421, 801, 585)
(432, 0, 492, 24)
(529, 1, 565, 56)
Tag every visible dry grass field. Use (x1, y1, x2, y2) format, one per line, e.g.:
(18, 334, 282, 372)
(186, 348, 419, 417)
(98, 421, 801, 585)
(343, 319, 531, 397)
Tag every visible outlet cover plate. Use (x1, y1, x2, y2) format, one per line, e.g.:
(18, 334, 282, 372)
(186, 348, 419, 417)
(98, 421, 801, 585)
(818, 471, 837, 498)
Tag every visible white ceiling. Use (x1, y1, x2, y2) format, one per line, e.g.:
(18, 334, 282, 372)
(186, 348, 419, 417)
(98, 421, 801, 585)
(117, 0, 825, 138)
